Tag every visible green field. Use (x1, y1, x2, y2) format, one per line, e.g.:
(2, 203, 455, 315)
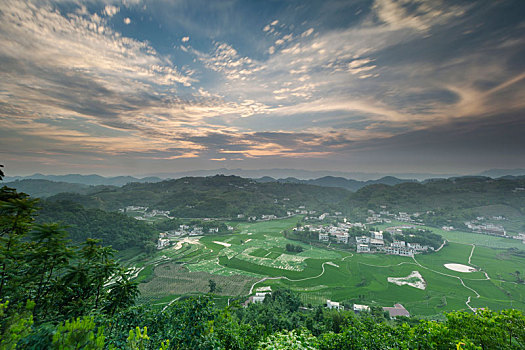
(131, 217, 525, 315)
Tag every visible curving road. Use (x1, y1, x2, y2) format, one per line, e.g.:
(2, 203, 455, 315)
(248, 261, 333, 294)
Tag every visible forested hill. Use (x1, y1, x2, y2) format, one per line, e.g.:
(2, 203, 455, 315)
(36, 200, 157, 251)
(4, 173, 162, 186)
(46, 175, 350, 217)
(344, 176, 525, 223)
(3, 179, 95, 197)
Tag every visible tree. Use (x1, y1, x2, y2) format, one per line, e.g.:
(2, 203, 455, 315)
(51, 316, 105, 350)
(259, 329, 318, 349)
(104, 273, 139, 317)
(0, 300, 34, 349)
(0, 187, 39, 303)
(208, 279, 217, 294)
(1, 184, 139, 327)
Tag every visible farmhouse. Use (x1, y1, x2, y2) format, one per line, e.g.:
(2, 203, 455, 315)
(319, 232, 329, 242)
(253, 292, 270, 303)
(353, 304, 370, 313)
(383, 246, 415, 257)
(371, 231, 383, 240)
(357, 244, 370, 253)
(326, 300, 344, 310)
(407, 242, 428, 251)
(244, 292, 271, 306)
(369, 238, 384, 248)
(391, 240, 406, 248)
(157, 238, 170, 249)
(356, 236, 370, 244)
(383, 303, 410, 318)
(332, 232, 349, 244)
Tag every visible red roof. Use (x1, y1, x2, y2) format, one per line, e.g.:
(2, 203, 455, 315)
(383, 304, 410, 317)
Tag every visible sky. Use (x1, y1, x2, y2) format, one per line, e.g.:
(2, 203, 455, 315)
(1, 0, 524, 177)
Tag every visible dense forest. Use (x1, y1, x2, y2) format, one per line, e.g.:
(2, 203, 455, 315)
(36, 200, 158, 252)
(6, 176, 525, 231)
(347, 176, 525, 213)
(44, 175, 349, 217)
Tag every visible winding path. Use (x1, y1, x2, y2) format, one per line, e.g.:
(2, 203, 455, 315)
(162, 296, 181, 311)
(342, 253, 354, 261)
(411, 255, 480, 312)
(435, 240, 447, 252)
(468, 244, 476, 264)
(249, 261, 332, 294)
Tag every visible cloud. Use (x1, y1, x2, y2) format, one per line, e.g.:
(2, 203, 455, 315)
(103, 5, 119, 17)
(372, 0, 466, 32)
(301, 28, 314, 37)
(2, 0, 524, 174)
(194, 42, 265, 82)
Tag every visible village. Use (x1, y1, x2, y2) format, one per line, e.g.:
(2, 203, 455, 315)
(127, 201, 519, 252)
(303, 222, 434, 257)
(245, 287, 410, 319)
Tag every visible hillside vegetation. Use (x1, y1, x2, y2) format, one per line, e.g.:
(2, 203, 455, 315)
(47, 175, 349, 217)
(36, 200, 157, 251)
(345, 176, 525, 227)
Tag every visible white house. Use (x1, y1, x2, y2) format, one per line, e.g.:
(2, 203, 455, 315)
(353, 304, 370, 313)
(407, 243, 428, 251)
(372, 231, 383, 240)
(319, 232, 330, 242)
(357, 244, 370, 253)
(327, 300, 344, 310)
(332, 233, 349, 244)
(392, 240, 406, 248)
(369, 238, 384, 247)
(356, 236, 370, 244)
(252, 292, 270, 303)
(157, 238, 170, 249)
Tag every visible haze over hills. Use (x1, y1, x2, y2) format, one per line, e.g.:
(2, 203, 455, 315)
(143, 168, 459, 181)
(7, 168, 525, 185)
(4, 173, 163, 186)
(479, 168, 525, 178)
(7, 175, 523, 232)
(4, 168, 524, 191)
(255, 175, 417, 192)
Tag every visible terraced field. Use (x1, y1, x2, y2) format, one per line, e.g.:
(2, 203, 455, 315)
(132, 217, 525, 316)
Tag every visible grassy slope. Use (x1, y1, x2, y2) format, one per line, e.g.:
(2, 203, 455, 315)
(131, 217, 525, 316)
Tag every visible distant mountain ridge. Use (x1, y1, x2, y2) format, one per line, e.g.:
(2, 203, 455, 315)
(4, 173, 162, 186)
(5, 168, 524, 184)
(144, 168, 458, 181)
(478, 168, 525, 178)
(255, 175, 417, 192)
(3, 175, 418, 197)
(2, 179, 93, 198)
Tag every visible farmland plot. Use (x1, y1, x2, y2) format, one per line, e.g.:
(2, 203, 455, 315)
(139, 263, 258, 299)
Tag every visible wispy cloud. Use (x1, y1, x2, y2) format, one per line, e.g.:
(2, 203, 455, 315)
(1, 0, 524, 174)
